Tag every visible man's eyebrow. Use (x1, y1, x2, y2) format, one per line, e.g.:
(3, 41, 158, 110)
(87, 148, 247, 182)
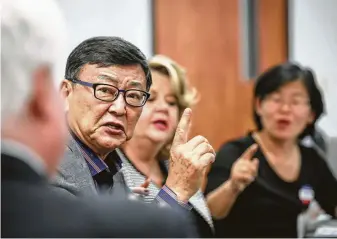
(128, 80, 145, 89)
(98, 74, 146, 90)
(97, 74, 118, 84)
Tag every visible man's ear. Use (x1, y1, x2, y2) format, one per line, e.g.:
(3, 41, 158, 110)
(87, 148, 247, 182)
(60, 79, 73, 112)
(60, 79, 73, 98)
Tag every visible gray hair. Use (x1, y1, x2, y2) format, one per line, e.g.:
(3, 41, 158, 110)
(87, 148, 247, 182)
(1, 0, 67, 122)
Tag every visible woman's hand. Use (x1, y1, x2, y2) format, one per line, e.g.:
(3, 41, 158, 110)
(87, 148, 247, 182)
(229, 144, 259, 193)
(131, 178, 151, 196)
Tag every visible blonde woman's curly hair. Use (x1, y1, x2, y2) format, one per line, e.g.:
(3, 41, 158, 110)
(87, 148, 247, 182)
(148, 55, 199, 159)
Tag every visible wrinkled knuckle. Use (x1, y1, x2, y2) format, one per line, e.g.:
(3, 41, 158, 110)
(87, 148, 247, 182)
(175, 128, 185, 138)
(190, 157, 198, 166)
(174, 145, 184, 154)
(179, 150, 190, 160)
(205, 153, 214, 162)
(202, 141, 209, 147)
(208, 144, 215, 153)
(195, 135, 205, 142)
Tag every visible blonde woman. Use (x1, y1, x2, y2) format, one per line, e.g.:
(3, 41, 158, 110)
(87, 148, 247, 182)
(117, 55, 214, 237)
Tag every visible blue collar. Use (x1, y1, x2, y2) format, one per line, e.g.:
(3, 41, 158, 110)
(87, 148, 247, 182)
(70, 131, 122, 176)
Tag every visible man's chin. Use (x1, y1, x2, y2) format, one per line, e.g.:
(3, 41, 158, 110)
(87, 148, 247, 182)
(98, 137, 126, 151)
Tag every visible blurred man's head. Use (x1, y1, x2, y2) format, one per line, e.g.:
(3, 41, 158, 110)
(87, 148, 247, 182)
(1, 0, 68, 175)
(61, 37, 152, 158)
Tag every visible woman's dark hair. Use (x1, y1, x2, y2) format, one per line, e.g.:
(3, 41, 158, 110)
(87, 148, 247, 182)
(253, 62, 325, 139)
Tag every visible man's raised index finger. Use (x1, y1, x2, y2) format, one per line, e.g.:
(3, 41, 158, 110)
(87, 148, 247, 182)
(172, 108, 192, 148)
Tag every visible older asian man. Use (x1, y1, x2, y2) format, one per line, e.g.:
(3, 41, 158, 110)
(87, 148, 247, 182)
(52, 36, 216, 217)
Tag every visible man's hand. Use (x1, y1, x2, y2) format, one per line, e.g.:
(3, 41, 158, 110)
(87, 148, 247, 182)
(229, 144, 259, 193)
(165, 108, 215, 202)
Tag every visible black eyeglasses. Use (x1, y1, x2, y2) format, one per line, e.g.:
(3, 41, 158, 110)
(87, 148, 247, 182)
(67, 78, 150, 107)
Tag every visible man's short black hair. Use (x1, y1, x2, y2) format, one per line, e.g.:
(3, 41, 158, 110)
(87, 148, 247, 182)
(253, 62, 325, 139)
(65, 36, 152, 90)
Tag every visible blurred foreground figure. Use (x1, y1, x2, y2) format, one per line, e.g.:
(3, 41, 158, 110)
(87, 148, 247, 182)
(1, 0, 197, 237)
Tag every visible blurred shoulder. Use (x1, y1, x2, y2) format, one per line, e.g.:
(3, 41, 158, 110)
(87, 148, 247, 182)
(299, 143, 327, 167)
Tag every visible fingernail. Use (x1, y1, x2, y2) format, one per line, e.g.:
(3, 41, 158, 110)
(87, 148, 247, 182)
(184, 108, 192, 115)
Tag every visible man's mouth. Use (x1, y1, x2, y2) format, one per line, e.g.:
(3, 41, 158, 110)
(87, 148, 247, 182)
(103, 122, 125, 133)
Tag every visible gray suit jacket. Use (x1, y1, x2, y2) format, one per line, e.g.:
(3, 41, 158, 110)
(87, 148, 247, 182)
(51, 136, 213, 235)
(51, 136, 127, 197)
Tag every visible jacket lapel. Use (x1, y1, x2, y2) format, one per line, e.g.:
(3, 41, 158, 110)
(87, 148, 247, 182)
(52, 136, 97, 196)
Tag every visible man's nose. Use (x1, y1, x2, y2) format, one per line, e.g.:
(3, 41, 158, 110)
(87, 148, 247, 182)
(108, 93, 127, 115)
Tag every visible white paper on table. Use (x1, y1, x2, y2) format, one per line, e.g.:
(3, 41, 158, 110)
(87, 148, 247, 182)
(314, 226, 337, 237)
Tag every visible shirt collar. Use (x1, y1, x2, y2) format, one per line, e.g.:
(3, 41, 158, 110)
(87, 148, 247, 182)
(69, 131, 122, 176)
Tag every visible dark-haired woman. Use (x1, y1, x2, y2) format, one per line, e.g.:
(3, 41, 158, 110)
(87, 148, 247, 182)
(205, 63, 337, 238)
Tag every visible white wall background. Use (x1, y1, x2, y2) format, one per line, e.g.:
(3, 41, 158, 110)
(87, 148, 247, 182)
(289, 0, 337, 175)
(289, 0, 337, 137)
(56, 0, 336, 135)
(56, 0, 153, 75)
